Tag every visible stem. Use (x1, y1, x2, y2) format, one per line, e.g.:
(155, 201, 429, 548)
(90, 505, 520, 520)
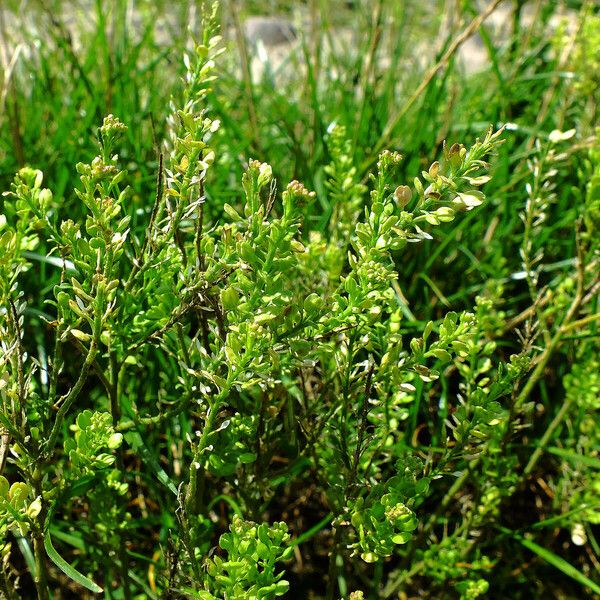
(32, 532, 49, 600)
(325, 526, 342, 600)
(562, 312, 600, 331)
(514, 266, 584, 411)
(45, 335, 98, 452)
(369, 0, 503, 163)
(348, 360, 375, 491)
(524, 396, 574, 476)
(382, 560, 424, 598)
(125, 152, 163, 293)
(520, 147, 552, 345)
(185, 390, 226, 515)
(32, 471, 49, 600)
(7, 300, 25, 430)
(110, 354, 131, 600)
(194, 179, 205, 271)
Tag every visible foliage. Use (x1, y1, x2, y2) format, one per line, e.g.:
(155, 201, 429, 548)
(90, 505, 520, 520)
(200, 516, 292, 599)
(0, 1, 599, 599)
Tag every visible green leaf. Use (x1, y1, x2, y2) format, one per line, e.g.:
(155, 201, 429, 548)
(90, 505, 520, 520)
(514, 533, 600, 595)
(0, 475, 8, 497)
(44, 531, 103, 594)
(16, 535, 37, 579)
(49, 526, 87, 551)
(547, 447, 600, 469)
(124, 431, 178, 496)
(21, 251, 77, 273)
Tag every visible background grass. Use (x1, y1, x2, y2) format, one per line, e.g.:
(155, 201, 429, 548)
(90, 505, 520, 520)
(0, 0, 599, 598)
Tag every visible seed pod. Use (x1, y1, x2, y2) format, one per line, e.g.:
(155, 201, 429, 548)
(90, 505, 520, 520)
(394, 185, 412, 209)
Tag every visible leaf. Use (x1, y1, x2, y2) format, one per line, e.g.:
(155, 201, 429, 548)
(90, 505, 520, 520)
(16, 535, 37, 578)
(44, 531, 103, 593)
(290, 512, 333, 548)
(548, 128, 576, 143)
(0, 476, 8, 497)
(515, 534, 600, 595)
(547, 447, 600, 470)
(125, 431, 178, 496)
(49, 526, 87, 551)
(8, 482, 30, 505)
(21, 251, 77, 272)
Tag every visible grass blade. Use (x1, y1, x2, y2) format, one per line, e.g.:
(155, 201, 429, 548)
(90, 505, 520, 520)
(510, 531, 600, 595)
(44, 531, 103, 594)
(547, 447, 600, 469)
(15, 536, 37, 579)
(125, 431, 178, 496)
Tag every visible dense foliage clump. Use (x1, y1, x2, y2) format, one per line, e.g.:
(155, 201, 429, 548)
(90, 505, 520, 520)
(0, 1, 599, 598)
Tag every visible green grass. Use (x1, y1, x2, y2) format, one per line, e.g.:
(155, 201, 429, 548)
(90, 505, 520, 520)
(0, 1, 599, 598)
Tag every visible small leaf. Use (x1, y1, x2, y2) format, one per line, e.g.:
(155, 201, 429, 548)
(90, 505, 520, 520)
(27, 497, 42, 519)
(8, 482, 30, 505)
(391, 532, 412, 544)
(107, 433, 123, 450)
(0, 475, 9, 498)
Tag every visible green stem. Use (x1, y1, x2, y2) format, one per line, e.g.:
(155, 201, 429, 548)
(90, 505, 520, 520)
(185, 391, 226, 515)
(32, 532, 49, 600)
(110, 354, 131, 600)
(325, 526, 342, 600)
(524, 396, 574, 476)
(32, 471, 49, 600)
(46, 286, 104, 453)
(382, 560, 424, 598)
(45, 336, 98, 452)
(514, 302, 583, 412)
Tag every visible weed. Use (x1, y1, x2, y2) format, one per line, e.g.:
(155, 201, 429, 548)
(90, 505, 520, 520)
(0, 1, 599, 598)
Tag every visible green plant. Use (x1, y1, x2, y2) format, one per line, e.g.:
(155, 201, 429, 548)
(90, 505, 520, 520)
(0, 1, 599, 599)
(201, 515, 292, 599)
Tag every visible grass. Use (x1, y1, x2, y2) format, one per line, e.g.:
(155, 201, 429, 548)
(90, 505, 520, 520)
(0, 0, 599, 598)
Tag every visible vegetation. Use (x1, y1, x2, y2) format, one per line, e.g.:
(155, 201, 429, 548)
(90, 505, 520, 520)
(0, 0, 598, 598)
